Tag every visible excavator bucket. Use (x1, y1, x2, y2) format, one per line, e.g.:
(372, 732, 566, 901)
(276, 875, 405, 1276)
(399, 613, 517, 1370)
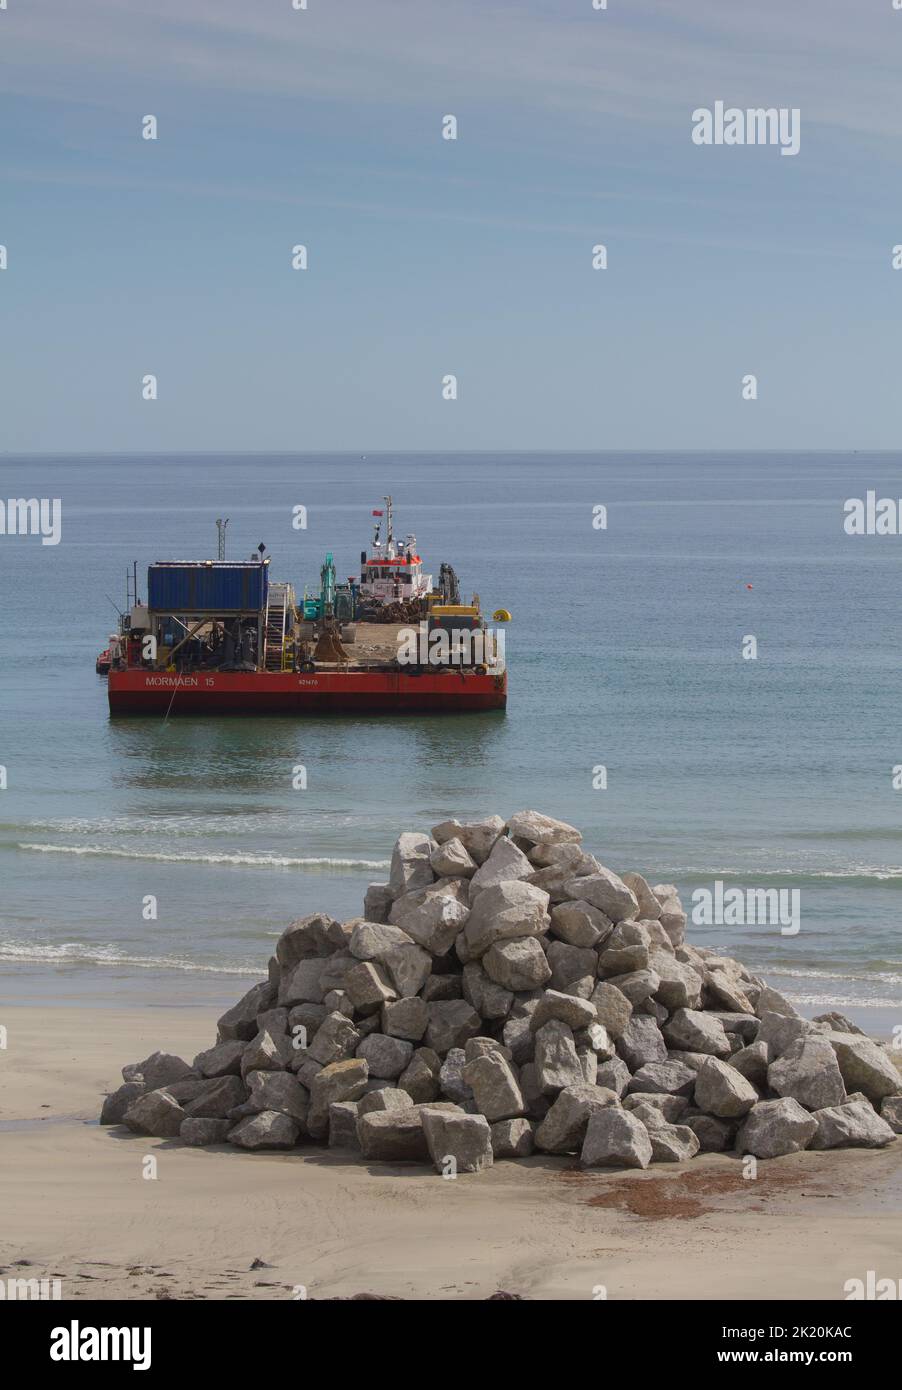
(313, 627, 349, 663)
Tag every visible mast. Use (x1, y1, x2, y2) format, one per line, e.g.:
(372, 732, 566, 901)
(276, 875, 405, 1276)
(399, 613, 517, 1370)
(384, 495, 394, 556)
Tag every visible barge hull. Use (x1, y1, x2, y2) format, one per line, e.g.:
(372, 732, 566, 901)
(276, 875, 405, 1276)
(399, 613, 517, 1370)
(107, 667, 507, 715)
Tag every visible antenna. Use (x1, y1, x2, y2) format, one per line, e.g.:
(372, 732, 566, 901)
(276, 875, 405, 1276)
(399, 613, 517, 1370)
(384, 495, 393, 550)
(216, 518, 229, 561)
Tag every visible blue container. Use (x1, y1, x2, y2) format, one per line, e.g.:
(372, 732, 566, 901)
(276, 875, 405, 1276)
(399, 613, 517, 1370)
(147, 562, 268, 613)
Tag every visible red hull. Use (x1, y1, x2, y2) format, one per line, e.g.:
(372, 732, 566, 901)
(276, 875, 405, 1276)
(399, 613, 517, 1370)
(107, 666, 507, 715)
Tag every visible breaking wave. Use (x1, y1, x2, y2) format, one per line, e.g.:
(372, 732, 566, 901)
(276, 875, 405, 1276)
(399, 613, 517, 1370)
(16, 843, 389, 871)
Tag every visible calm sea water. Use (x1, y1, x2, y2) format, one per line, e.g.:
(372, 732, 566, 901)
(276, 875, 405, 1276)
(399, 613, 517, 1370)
(1, 454, 901, 1025)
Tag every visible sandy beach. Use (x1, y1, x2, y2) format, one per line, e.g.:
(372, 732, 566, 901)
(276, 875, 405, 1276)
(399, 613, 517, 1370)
(2, 1003, 900, 1302)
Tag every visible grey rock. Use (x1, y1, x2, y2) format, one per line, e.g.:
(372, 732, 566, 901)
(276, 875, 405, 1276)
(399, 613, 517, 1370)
(421, 973, 462, 1002)
(275, 913, 344, 968)
(507, 809, 581, 845)
(357, 1109, 429, 1162)
(389, 889, 469, 956)
(363, 883, 393, 924)
(228, 1110, 299, 1150)
(431, 815, 505, 865)
(619, 872, 663, 921)
(382, 996, 428, 1041)
(382, 943, 432, 999)
(518, 1062, 550, 1120)
(193, 1040, 246, 1078)
(100, 1082, 145, 1125)
(546, 941, 598, 997)
(430, 837, 478, 879)
(389, 831, 435, 898)
(550, 899, 614, 949)
(328, 1100, 361, 1149)
(578, 1049, 598, 1085)
(137, 1051, 196, 1091)
(356, 1033, 414, 1081)
(322, 990, 353, 1018)
(244, 1070, 309, 1126)
(461, 1051, 524, 1121)
(180, 1117, 230, 1146)
(646, 1122, 700, 1163)
(464, 1037, 512, 1063)
(463, 880, 551, 958)
(622, 1092, 688, 1123)
(768, 1038, 847, 1111)
(596, 1057, 631, 1097)
(424, 999, 482, 1054)
(881, 1095, 902, 1133)
(737, 1097, 818, 1158)
(529, 989, 596, 1032)
(277, 958, 329, 1008)
(809, 1100, 896, 1150)
(754, 985, 799, 1018)
(756, 1010, 814, 1060)
(730, 1040, 770, 1089)
(307, 1012, 360, 1066)
(462, 961, 514, 1020)
(398, 1047, 442, 1103)
(649, 950, 703, 1010)
(439, 1049, 473, 1105)
(616, 1015, 667, 1071)
(813, 1011, 865, 1035)
(663, 1008, 731, 1058)
(308, 1058, 369, 1138)
(627, 1060, 697, 1098)
(357, 1087, 413, 1116)
(420, 1108, 493, 1173)
(685, 1113, 735, 1153)
(534, 1083, 618, 1153)
(490, 1117, 535, 1159)
(469, 836, 534, 896)
(344, 960, 398, 1015)
(240, 1028, 292, 1077)
(580, 1107, 653, 1169)
(827, 1033, 902, 1105)
(605, 969, 660, 1005)
(534, 1019, 584, 1095)
(185, 1075, 248, 1119)
(483, 936, 552, 991)
(565, 867, 638, 923)
(349, 920, 415, 962)
(694, 1057, 758, 1118)
(123, 1089, 187, 1138)
(498, 1018, 533, 1066)
(589, 981, 633, 1039)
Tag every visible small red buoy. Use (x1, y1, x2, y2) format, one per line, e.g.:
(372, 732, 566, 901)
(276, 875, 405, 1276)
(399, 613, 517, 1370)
(746, 583, 753, 590)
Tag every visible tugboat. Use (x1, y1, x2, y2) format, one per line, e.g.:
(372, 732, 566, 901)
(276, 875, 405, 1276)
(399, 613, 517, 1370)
(102, 498, 508, 716)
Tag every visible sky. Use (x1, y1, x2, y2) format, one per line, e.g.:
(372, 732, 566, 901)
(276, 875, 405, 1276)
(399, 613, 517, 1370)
(2, 0, 902, 453)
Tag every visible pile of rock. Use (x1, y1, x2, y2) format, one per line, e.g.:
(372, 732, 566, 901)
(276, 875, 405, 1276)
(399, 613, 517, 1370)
(102, 811, 902, 1174)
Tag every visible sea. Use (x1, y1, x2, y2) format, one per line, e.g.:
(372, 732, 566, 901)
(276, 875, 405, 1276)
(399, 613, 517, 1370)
(1, 453, 901, 1031)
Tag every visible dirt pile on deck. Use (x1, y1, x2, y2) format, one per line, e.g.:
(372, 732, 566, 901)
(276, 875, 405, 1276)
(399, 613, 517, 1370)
(101, 811, 902, 1172)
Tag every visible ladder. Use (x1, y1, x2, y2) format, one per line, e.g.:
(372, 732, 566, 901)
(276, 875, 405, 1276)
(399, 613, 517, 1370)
(263, 583, 290, 671)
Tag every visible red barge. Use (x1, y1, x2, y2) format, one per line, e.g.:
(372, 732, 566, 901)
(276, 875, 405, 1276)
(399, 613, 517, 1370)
(103, 498, 508, 716)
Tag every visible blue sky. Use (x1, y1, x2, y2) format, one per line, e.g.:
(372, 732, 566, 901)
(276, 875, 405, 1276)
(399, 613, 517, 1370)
(2, 0, 902, 452)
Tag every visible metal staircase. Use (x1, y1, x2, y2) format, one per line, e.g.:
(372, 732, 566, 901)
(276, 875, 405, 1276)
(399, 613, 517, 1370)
(263, 583, 290, 671)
